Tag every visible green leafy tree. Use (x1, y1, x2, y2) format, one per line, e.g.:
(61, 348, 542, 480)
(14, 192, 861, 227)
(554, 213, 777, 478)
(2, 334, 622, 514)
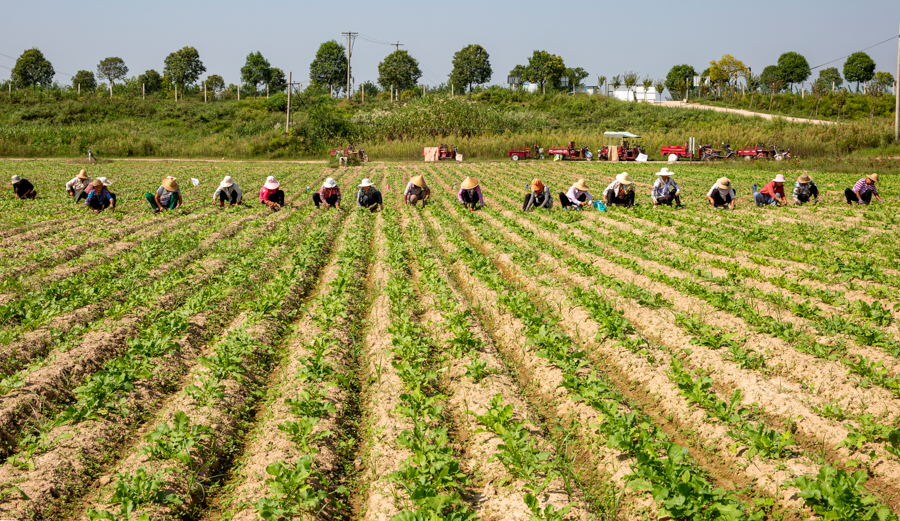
(874, 71, 894, 93)
(11, 48, 54, 88)
(268, 67, 286, 92)
(654, 78, 666, 99)
(521, 50, 566, 93)
(137, 69, 163, 94)
(163, 46, 206, 92)
(310, 40, 348, 96)
(206, 74, 225, 93)
(241, 51, 272, 95)
(377, 50, 422, 92)
(665, 64, 696, 100)
(843, 52, 875, 92)
(760, 65, 780, 92)
(622, 71, 639, 100)
(818, 67, 843, 90)
(776, 51, 810, 91)
(97, 57, 128, 87)
(450, 44, 492, 93)
(565, 67, 589, 89)
(72, 70, 96, 92)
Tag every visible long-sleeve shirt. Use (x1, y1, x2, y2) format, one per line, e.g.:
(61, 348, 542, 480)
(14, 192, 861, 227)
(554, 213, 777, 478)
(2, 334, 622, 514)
(651, 178, 680, 200)
(792, 181, 818, 202)
(213, 183, 242, 203)
(758, 181, 785, 199)
(524, 186, 553, 211)
(13, 179, 35, 198)
(458, 186, 484, 206)
(404, 181, 428, 197)
(852, 178, 878, 196)
(564, 185, 593, 205)
(66, 177, 92, 193)
(317, 186, 341, 204)
(85, 188, 113, 206)
(707, 185, 735, 199)
(259, 186, 281, 203)
(604, 181, 633, 197)
(357, 187, 381, 207)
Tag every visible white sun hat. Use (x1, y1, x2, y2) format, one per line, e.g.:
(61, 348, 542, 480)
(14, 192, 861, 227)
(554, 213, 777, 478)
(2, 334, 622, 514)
(773, 174, 787, 183)
(264, 176, 280, 190)
(97, 176, 112, 186)
(11, 175, 21, 184)
(323, 177, 337, 189)
(220, 176, 234, 188)
(656, 168, 672, 177)
(358, 178, 375, 187)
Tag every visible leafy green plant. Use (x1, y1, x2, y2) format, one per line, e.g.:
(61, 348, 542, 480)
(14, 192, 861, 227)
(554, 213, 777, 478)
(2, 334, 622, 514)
(184, 374, 224, 407)
(789, 465, 896, 521)
(140, 411, 212, 461)
(278, 417, 332, 453)
(464, 359, 490, 382)
(524, 492, 571, 521)
(255, 458, 328, 521)
(6, 431, 73, 470)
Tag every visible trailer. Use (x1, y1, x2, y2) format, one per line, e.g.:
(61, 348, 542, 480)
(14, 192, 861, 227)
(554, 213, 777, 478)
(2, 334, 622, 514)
(546, 141, 590, 160)
(329, 145, 369, 162)
(735, 143, 776, 160)
(661, 142, 695, 160)
(507, 145, 543, 161)
(599, 132, 644, 161)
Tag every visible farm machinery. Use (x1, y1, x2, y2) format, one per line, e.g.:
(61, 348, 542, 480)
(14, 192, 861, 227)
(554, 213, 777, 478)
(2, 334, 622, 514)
(329, 144, 369, 162)
(599, 132, 645, 161)
(547, 142, 590, 160)
(700, 143, 736, 161)
(507, 145, 544, 161)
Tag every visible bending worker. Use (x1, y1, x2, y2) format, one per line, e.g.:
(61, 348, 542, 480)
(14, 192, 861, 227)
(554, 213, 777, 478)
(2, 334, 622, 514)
(85, 179, 114, 213)
(66, 169, 92, 203)
(651, 168, 682, 207)
(707, 177, 735, 209)
(213, 175, 242, 206)
(260, 176, 285, 210)
(458, 177, 484, 211)
(792, 174, 818, 205)
(604, 173, 635, 208)
(357, 178, 383, 212)
(146, 176, 182, 213)
(753, 174, 788, 207)
(12, 175, 38, 200)
(845, 173, 881, 205)
(404, 175, 431, 207)
(559, 178, 592, 210)
(313, 178, 341, 209)
(523, 178, 553, 211)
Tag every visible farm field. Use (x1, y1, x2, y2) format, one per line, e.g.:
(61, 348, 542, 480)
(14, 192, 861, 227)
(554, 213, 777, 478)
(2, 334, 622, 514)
(0, 159, 898, 520)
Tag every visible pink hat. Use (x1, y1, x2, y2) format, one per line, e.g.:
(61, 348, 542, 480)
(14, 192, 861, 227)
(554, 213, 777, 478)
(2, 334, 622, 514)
(773, 174, 786, 183)
(264, 176, 280, 190)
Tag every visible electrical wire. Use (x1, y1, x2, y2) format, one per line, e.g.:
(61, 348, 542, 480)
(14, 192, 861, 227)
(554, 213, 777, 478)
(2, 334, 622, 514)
(357, 33, 398, 46)
(809, 35, 898, 70)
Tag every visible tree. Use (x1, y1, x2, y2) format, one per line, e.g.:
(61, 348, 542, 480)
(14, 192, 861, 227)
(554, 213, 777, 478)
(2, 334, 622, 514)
(759, 66, 780, 92)
(843, 52, 875, 92)
(520, 50, 565, 94)
(564, 67, 589, 89)
(641, 76, 653, 100)
(776, 52, 810, 91)
(654, 79, 666, 100)
(622, 71, 639, 100)
(72, 70, 96, 92)
(709, 54, 745, 98)
(97, 57, 128, 87)
(240, 51, 272, 95)
(268, 67, 286, 92)
(206, 74, 225, 93)
(450, 44, 492, 93)
(610, 75, 622, 92)
(874, 71, 894, 93)
(163, 46, 206, 93)
(818, 67, 843, 90)
(377, 50, 422, 93)
(665, 64, 696, 100)
(137, 69, 163, 94)
(310, 40, 349, 96)
(597, 75, 607, 95)
(11, 48, 54, 88)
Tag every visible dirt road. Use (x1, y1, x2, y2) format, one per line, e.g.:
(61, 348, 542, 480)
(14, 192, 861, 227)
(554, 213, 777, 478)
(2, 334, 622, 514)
(659, 100, 838, 126)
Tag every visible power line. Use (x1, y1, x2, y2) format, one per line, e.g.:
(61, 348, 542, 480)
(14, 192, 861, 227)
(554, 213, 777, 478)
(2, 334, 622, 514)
(810, 35, 899, 70)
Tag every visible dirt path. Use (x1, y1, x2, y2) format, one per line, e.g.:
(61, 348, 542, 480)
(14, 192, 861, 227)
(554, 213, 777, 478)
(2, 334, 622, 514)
(660, 100, 839, 126)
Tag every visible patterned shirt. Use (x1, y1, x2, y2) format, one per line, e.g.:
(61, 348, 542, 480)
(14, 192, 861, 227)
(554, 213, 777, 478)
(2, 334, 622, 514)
(66, 177, 92, 193)
(317, 186, 341, 204)
(651, 178, 680, 200)
(852, 178, 878, 196)
(604, 180, 634, 197)
(792, 181, 817, 202)
(85, 188, 113, 206)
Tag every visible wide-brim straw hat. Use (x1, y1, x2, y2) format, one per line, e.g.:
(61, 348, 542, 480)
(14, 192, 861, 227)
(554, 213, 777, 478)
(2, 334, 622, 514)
(162, 177, 179, 191)
(358, 178, 375, 188)
(797, 174, 811, 183)
(531, 178, 544, 192)
(411, 175, 425, 188)
(220, 176, 234, 188)
(656, 168, 672, 177)
(716, 177, 731, 190)
(574, 178, 589, 191)
(616, 172, 633, 185)
(77, 169, 89, 180)
(773, 174, 787, 183)
(264, 176, 280, 190)
(91, 179, 103, 188)
(11, 175, 21, 184)
(323, 177, 337, 189)
(867, 173, 879, 182)
(97, 177, 112, 186)
(461, 177, 479, 190)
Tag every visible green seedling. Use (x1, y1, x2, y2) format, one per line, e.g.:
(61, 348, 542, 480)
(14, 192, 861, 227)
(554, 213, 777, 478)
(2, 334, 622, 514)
(255, 457, 328, 521)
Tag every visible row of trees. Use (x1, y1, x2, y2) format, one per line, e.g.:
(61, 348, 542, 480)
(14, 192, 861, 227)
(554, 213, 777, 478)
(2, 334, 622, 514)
(507, 50, 588, 93)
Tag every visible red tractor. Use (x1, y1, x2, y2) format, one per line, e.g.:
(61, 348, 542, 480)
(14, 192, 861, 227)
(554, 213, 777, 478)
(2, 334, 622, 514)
(427, 144, 458, 160)
(507, 145, 543, 161)
(598, 132, 644, 161)
(660, 142, 695, 160)
(546, 141, 590, 160)
(329, 144, 369, 162)
(736, 143, 776, 160)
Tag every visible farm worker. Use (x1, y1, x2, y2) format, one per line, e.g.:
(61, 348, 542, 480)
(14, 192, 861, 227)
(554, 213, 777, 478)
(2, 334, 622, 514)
(260, 176, 285, 210)
(66, 169, 92, 203)
(844, 174, 882, 205)
(523, 178, 553, 211)
(707, 177, 736, 209)
(95, 177, 116, 208)
(586, 150, 593, 162)
(146, 176, 182, 213)
(753, 174, 788, 206)
(313, 178, 341, 209)
(458, 177, 484, 211)
(792, 174, 819, 205)
(604, 173, 635, 208)
(213, 175, 242, 206)
(404, 175, 431, 207)
(357, 178, 383, 213)
(559, 179, 593, 210)
(85, 179, 114, 212)
(88, 145, 94, 162)
(11, 176, 37, 200)
(650, 168, 682, 207)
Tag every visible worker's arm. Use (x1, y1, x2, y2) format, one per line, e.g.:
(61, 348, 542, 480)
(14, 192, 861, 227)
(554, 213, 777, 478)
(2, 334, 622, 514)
(176, 194, 183, 209)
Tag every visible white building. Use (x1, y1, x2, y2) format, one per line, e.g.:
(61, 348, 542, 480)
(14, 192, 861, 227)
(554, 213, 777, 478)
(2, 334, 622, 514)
(609, 86, 661, 103)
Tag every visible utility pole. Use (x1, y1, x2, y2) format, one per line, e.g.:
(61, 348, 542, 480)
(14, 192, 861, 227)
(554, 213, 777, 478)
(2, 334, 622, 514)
(393, 41, 403, 52)
(343, 31, 357, 101)
(286, 71, 292, 133)
(142, 83, 145, 100)
(895, 22, 899, 141)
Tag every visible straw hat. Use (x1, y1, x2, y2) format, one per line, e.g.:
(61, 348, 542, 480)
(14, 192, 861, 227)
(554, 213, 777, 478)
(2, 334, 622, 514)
(264, 176, 280, 190)
(573, 178, 589, 191)
(77, 169, 89, 180)
(867, 173, 879, 183)
(461, 177, 479, 190)
(716, 177, 731, 190)
(797, 174, 811, 183)
(11, 175, 21, 184)
(358, 178, 375, 188)
(773, 174, 787, 183)
(616, 172, 633, 185)
(530, 178, 544, 192)
(656, 168, 672, 177)
(220, 175, 234, 188)
(411, 175, 426, 188)
(161, 177, 179, 192)
(323, 177, 337, 189)
(97, 177, 112, 186)
(91, 179, 103, 188)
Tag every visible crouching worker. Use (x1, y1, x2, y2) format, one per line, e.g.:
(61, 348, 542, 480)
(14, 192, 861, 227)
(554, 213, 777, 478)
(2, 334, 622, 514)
(313, 178, 341, 209)
(845, 174, 882, 205)
(66, 169, 92, 203)
(85, 179, 114, 212)
(605, 173, 635, 208)
(754, 174, 788, 207)
(146, 176, 181, 213)
(404, 175, 430, 207)
(357, 178, 382, 212)
(11, 176, 37, 200)
(651, 168, 682, 207)
(707, 177, 736, 209)
(213, 176, 242, 206)
(260, 176, 284, 210)
(94, 177, 116, 208)
(792, 174, 818, 205)
(523, 178, 553, 211)
(458, 177, 483, 210)
(559, 179, 593, 210)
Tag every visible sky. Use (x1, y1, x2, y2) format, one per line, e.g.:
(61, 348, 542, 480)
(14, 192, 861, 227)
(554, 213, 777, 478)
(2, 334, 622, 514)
(1, 0, 899, 93)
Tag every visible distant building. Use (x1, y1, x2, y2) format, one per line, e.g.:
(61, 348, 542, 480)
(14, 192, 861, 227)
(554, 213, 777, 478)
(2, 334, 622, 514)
(522, 82, 539, 93)
(609, 86, 662, 103)
(574, 85, 600, 95)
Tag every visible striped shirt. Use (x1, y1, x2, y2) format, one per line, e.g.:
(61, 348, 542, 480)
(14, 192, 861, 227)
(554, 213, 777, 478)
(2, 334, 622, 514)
(792, 181, 817, 201)
(852, 178, 878, 196)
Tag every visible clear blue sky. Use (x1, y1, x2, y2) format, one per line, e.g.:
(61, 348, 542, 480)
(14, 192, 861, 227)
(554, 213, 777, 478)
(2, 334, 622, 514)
(2, 0, 898, 92)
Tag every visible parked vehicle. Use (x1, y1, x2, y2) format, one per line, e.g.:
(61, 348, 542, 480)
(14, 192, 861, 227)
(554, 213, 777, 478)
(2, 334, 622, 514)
(599, 132, 645, 161)
(700, 143, 736, 161)
(735, 143, 776, 161)
(329, 144, 369, 162)
(547, 141, 590, 160)
(773, 144, 792, 161)
(660, 142, 695, 160)
(507, 145, 543, 161)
